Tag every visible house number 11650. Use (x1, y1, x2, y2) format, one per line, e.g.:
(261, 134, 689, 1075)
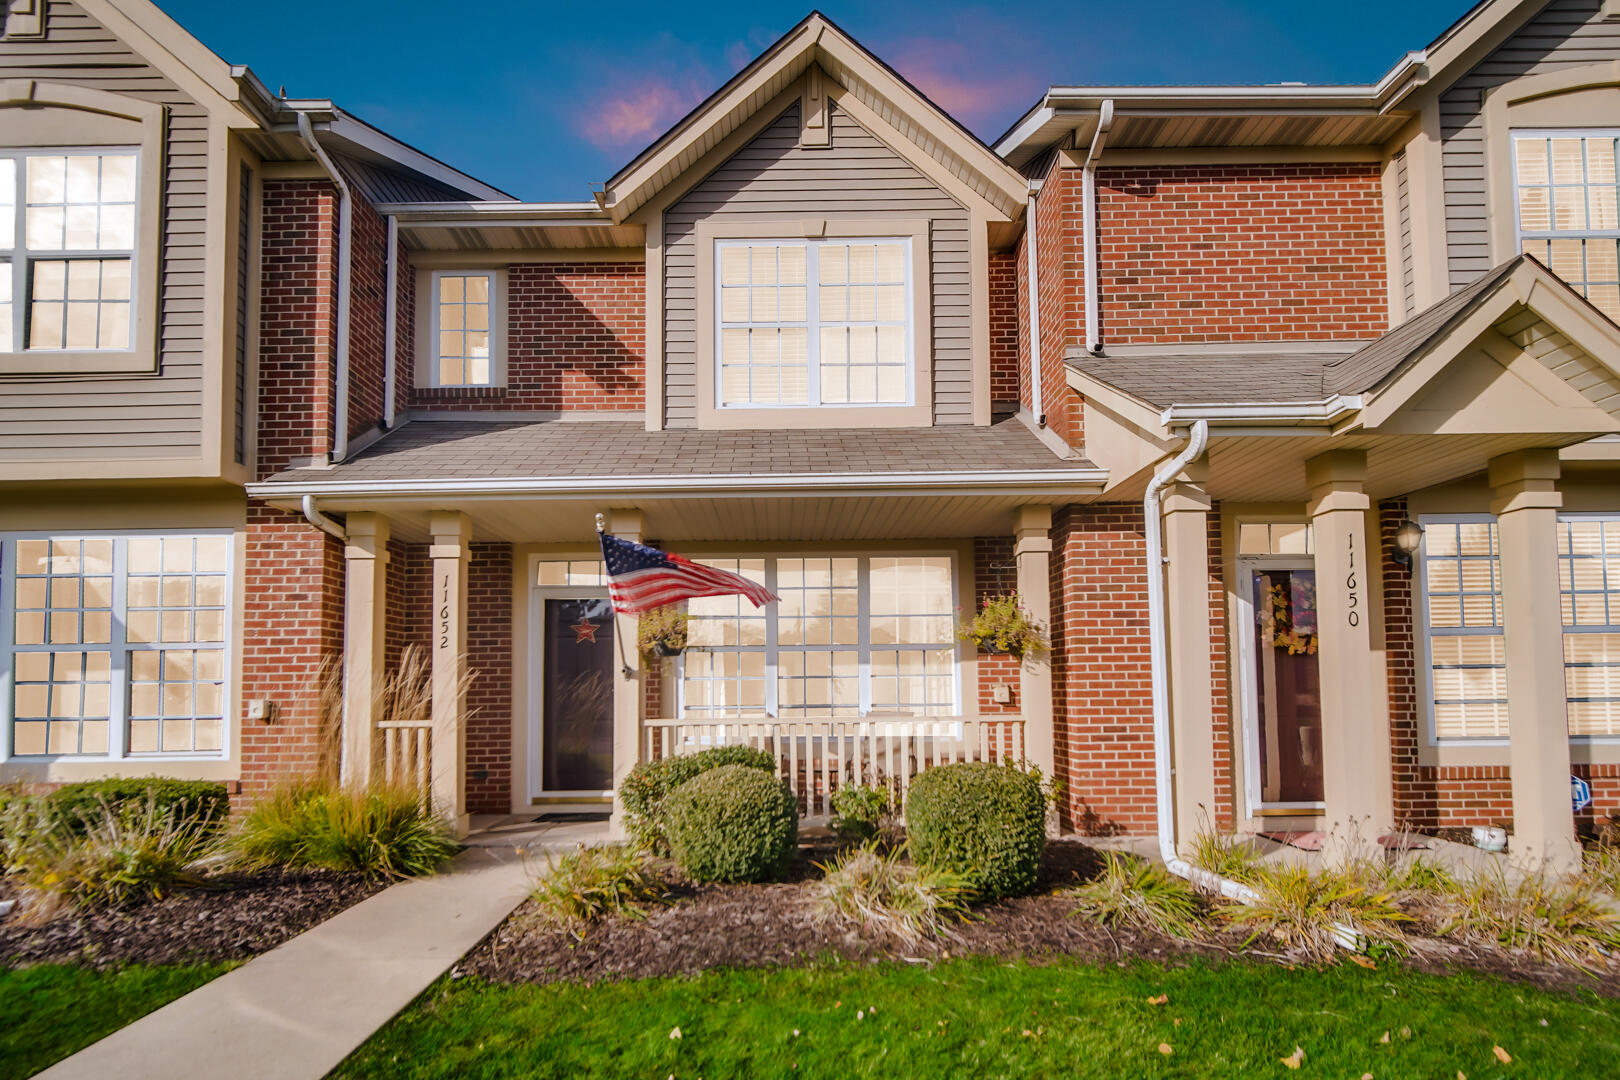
(1344, 530, 1360, 628)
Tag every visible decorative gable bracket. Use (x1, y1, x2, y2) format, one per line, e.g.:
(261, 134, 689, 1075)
(3, 0, 44, 39)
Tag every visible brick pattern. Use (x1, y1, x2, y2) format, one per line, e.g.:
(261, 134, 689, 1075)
(1095, 164, 1386, 344)
(1014, 229, 1031, 414)
(344, 177, 389, 439)
(466, 543, 514, 813)
(239, 506, 344, 799)
(1049, 504, 1155, 835)
(973, 537, 1019, 714)
(988, 251, 1020, 411)
(408, 262, 645, 413)
(383, 540, 431, 672)
(1035, 161, 1081, 447)
(394, 242, 415, 422)
(257, 181, 337, 478)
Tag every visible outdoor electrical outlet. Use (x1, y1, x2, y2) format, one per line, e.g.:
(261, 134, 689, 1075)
(992, 684, 1012, 704)
(245, 699, 275, 723)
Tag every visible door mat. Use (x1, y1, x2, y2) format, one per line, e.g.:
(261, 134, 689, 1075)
(536, 812, 612, 823)
(1258, 831, 1429, 852)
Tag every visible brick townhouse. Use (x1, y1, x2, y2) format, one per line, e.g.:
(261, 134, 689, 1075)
(4, 0, 1620, 873)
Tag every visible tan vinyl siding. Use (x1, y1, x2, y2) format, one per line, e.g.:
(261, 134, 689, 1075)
(0, 0, 207, 462)
(663, 100, 972, 428)
(1397, 149, 1415, 317)
(1440, 0, 1620, 290)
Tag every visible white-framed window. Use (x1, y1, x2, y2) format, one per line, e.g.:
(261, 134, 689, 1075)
(680, 554, 956, 719)
(1, 148, 139, 353)
(1417, 516, 1509, 742)
(1513, 131, 1620, 321)
(715, 239, 912, 408)
(1559, 514, 1620, 738)
(1236, 521, 1314, 556)
(429, 269, 496, 387)
(2, 532, 231, 761)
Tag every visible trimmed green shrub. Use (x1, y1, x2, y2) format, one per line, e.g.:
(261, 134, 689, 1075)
(665, 765, 798, 883)
(905, 762, 1047, 900)
(45, 778, 229, 837)
(620, 746, 777, 854)
(829, 783, 891, 845)
(229, 779, 458, 879)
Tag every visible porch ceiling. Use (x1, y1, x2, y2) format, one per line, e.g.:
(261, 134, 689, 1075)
(269, 492, 1076, 545)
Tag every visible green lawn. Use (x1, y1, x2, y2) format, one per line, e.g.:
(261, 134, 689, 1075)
(0, 963, 233, 1078)
(333, 957, 1620, 1079)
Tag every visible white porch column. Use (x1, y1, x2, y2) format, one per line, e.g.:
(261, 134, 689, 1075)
(1307, 450, 1391, 865)
(341, 513, 389, 787)
(1162, 468, 1217, 847)
(1014, 505, 1055, 788)
(608, 508, 645, 840)
(430, 510, 471, 837)
(1490, 449, 1581, 875)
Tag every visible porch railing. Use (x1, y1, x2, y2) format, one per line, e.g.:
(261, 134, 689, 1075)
(379, 719, 431, 791)
(642, 716, 1025, 817)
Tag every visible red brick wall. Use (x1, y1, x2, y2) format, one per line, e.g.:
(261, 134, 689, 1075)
(973, 537, 1020, 714)
(409, 262, 645, 413)
(1049, 504, 1155, 835)
(1207, 506, 1234, 831)
(988, 251, 1020, 412)
(258, 180, 337, 477)
(466, 543, 514, 814)
(1014, 228, 1032, 414)
(1035, 161, 1082, 447)
(394, 242, 414, 423)
(239, 506, 344, 799)
(342, 171, 389, 440)
(384, 540, 431, 672)
(1094, 164, 1386, 345)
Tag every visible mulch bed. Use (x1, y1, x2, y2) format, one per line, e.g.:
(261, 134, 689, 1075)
(0, 868, 387, 969)
(465, 839, 1618, 1000)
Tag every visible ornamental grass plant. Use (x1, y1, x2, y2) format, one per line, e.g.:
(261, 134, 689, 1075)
(1068, 850, 1208, 940)
(229, 778, 458, 880)
(811, 841, 972, 947)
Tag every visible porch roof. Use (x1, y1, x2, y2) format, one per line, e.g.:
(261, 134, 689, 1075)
(252, 415, 1099, 493)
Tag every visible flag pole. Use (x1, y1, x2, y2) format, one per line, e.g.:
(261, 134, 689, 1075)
(597, 512, 636, 678)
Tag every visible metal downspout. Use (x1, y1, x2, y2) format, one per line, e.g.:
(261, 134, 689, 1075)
(301, 494, 346, 542)
(1144, 420, 1258, 902)
(295, 111, 353, 463)
(1082, 100, 1114, 355)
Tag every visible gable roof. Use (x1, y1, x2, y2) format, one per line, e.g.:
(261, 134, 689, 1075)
(597, 11, 1029, 223)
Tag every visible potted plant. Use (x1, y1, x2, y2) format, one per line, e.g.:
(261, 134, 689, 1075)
(637, 605, 691, 659)
(957, 593, 1047, 659)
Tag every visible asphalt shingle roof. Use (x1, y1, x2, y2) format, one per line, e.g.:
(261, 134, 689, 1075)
(259, 416, 1092, 485)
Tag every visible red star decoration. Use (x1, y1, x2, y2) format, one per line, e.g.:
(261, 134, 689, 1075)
(570, 619, 600, 644)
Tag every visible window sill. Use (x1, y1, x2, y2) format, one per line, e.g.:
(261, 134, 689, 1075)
(413, 385, 507, 398)
(0, 349, 156, 376)
(702, 402, 932, 429)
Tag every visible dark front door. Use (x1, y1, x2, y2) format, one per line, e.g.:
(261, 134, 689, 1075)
(1250, 567, 1325, 805)
(541, 598, 614, 792)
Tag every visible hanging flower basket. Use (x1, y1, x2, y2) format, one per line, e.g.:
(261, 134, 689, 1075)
(957, 593, 1047, 660)
(637, 606, 690, 661)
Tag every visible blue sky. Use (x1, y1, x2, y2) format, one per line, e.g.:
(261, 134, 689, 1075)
(161, 0, 1471, 200)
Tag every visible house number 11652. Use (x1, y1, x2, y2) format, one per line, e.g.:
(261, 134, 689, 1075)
(439, 573, 452, 649)
(1344, 530, 1360, 628)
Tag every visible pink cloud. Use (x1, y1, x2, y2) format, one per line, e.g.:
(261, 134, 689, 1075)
(579, 77, 707, 150)
(878, 28, 1049, 137)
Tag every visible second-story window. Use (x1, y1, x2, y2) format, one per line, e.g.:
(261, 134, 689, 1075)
(430, 270, 497, 387)
(716, 239, 912, 408)
(1514, 132, 1620, 321)
(1, 149, 138, 353)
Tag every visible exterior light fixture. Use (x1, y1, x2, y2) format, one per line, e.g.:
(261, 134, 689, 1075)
(1393, 519, 1424, 572)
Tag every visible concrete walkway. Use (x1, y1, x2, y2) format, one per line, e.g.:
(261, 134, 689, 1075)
(40, 817, 611, 1080)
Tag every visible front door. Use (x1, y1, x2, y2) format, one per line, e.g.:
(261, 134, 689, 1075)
(1239, 560, 1325, 811)
(538, 597, 615, 795)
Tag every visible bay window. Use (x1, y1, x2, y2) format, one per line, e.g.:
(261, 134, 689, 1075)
(1513, 132, 1620, 320)
(715, 238, 913, 408)
(1419, 517, 1508, 741)
(680, 554, 957, 719)
(1559, 515, 1620, 737)
(1, 149, 138, 354)
(3, 533, 231, 760)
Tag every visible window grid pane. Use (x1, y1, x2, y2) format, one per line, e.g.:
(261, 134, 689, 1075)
(1516, 133, 1620, 319)
(1560, 517, 1620, 736)
(678, 555, 956, 721)
(1423, 520, 1508, 740)
(6, 534, 230, 760)
(434, 272, 493, 386)
(716, 239, 909, 408)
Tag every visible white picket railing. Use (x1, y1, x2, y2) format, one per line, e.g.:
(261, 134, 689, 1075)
(642, 715, 1025, 817)
(378, 719, 431, 791)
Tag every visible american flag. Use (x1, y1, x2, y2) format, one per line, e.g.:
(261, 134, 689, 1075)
(597, 532, 778, 614)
